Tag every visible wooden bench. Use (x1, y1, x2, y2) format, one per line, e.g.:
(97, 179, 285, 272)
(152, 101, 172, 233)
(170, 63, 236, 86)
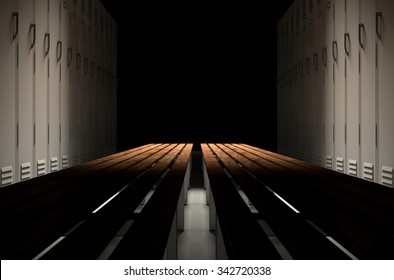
(0, 143, 192, 260)
(201, 144, 281, 260)
(204, 143, 394, 260)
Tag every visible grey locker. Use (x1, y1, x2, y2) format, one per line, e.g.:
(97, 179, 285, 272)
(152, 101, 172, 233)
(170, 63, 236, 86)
(60, 0, 71, 169)
(35, 0, 50, 177)
(69, 0, 79, 166)
(333, 0, 346, 173)
(309, 0, 324, 166)
(0, 0, 18, 186)
(360, 0, 377, 182)
(323, 0, 335, 169)
(48, 0, 61, 173)
(345, 0, 360, 177)
(86, 0, 94, 160)
(18, 0, 35, 181)
(377, 0, 394, 187)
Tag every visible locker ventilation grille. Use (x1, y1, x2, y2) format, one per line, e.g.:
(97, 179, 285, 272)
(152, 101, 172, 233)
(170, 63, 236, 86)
(88, 0, 92, 20)
(348, 160, 357, 176)
(363, 162, 374, 181)
(309, 0, 313, 13)
(62, 155, 69, 169)
(20, 162, 31, 181)
(325, 155, 332, 169)
(1, 166, 13, 186)
(336, 157, 344, 172)
(37, 160, 46, 176)
(81, 0, 85, 14)
(51, 157, 59, 172)
(381, 166, 393, 187)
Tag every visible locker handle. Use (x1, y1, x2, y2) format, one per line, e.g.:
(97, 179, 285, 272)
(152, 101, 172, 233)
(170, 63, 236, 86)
(332, 40, 338, 62)
(67, 47, 72, 67)
(376, 12, 382, 40)
(344, 33, 350, 57)
(322, 47, 327, 67)
(306, 58, 310, 75)
(293, 65, 297, 82)
(299, 62, 303, 79)
(91, 62, 95, 78)
(97, 66, 101, 81)
(12, 12, 18, 40)
(56, 41, 62, 62)
(76, 52, 81, 70)
(44, 33, 50, 56)
(29, 24, 36, 49)
(313, 52, 318, 71)
(358, 24, 365, 49)
(84, 58, 89, 74)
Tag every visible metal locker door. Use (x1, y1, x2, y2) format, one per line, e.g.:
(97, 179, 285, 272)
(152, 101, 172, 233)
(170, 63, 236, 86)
(288, 2, 296, 158)
(294, 0, 302, 159)
(48, 0, 61, 173)
(359, 0, 376, 182)
(277, 14, 284, 154)
(323, 0, 335, 170)
(314, 0, 325, 167)
(86, 0, 94, 160)
(0, 0, 18, 187)
(35, 0, 49, 177)
(92, 0, 100, 159)
(69, 0, 79, 166)
(377, 0, 394, 187)
(97, 1, 105, 157)
(309, 0, 324, 166)
(300, 0, 309, 161)
(60, 0, 71, 169)
(78, 0, 88, 162)
(18, 0, 35, 182)
(345, 0, 360, 177)
(333, 0, 346, 173)
(110, 15, 117, 153)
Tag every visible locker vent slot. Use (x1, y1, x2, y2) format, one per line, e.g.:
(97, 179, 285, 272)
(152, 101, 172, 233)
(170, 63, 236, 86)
(62, 155, 69, 169)
(348, 160, 357, 176)
(325, 155, 332, 169)
(336, 157, 344, 172)
(363, 162, 374, 181)
(37, 159, 46, 176)
(20, 162, 31, 181)
(1, 166, 13, 186)
(381, 166, 393, 187)
(51, 157, 59, 172)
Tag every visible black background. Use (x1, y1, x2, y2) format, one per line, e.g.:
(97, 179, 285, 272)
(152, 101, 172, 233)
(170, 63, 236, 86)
(100, 1, 294, 151)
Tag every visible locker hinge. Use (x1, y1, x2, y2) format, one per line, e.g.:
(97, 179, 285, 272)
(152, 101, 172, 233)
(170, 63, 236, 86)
(16, 123, 19, 147)
(358, 124, 361, 146)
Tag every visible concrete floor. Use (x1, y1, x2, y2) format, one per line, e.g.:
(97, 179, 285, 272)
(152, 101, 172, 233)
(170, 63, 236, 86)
(177, 151, 216, 260)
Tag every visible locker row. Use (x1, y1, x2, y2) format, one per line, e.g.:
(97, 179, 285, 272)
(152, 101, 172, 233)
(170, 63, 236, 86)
(277, 0, 394, 187)
(0, 0, 117, 187)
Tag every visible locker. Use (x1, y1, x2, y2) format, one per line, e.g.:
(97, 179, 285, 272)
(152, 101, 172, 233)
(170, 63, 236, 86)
(69, 0, 79, 166)
(48, 0, 61, 173)
(360, 0, 377, 182)
(18, 0, 35, 181)
(323, 0, 335, 169)
(60, 0, 71, 169)
(111, 16, 118, 153)
(35, 0, 50, 177)
(333, 0, 346, 173)
(0, 0, 18, 186)
(377, 0, 394, 187)
(345, 0, 360, 177)
(92, 0, 100, 158)
(78, 0, 88, 162)
(309, 0, 324, 166)
(86, 0, 94, 160)
(300, 0, 309, 161)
